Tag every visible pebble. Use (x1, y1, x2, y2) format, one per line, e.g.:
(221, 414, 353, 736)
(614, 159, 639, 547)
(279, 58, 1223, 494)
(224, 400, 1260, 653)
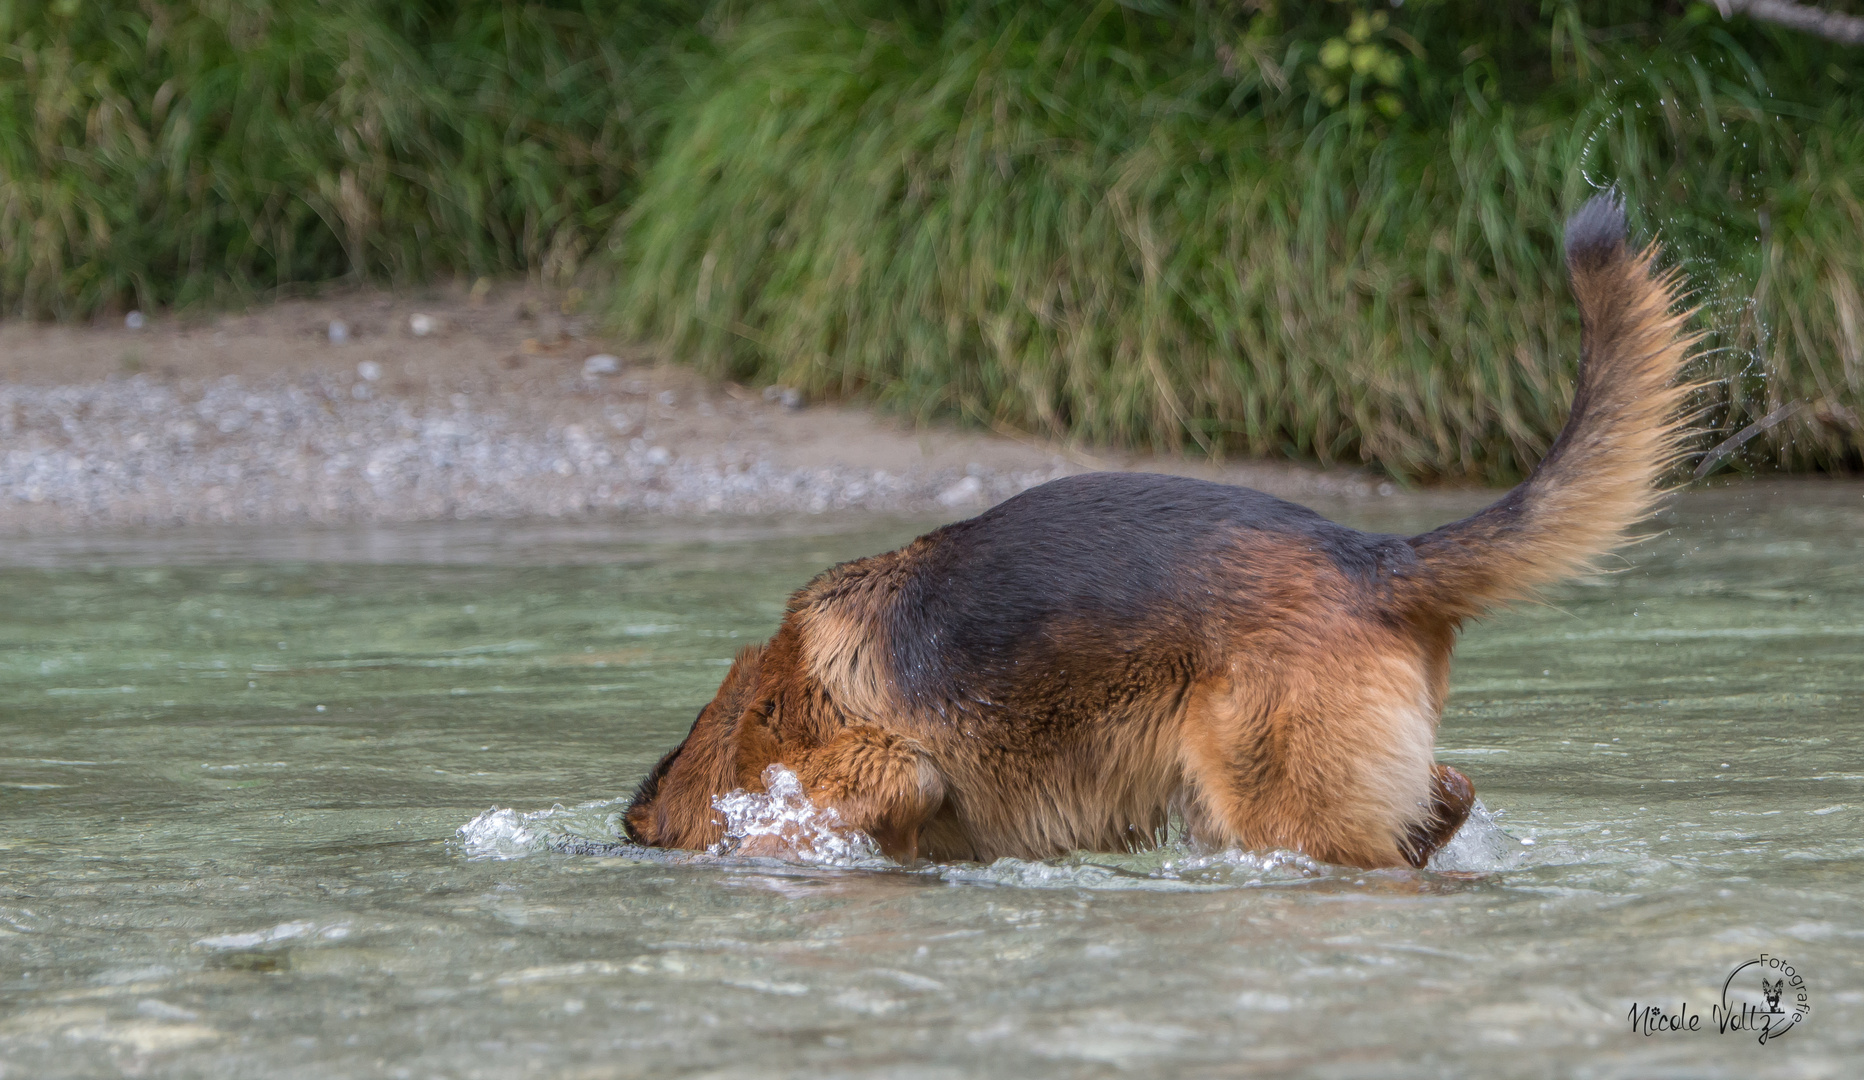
(409, 313, 438, 337)
(327, 320, 349, 345)
(764, 385, 805, 409)
(125, 311, 145, 331)
(936, 475, 985, 508)
(582, 354, 621, 377)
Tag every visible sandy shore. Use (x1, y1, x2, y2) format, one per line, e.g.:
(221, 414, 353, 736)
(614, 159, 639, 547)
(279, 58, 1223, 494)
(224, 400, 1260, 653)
(0, 282, 1387, 532)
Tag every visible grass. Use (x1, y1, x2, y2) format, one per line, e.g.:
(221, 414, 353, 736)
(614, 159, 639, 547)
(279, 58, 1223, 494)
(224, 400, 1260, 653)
(0, 0, 707, 316)
(613, 0, 1864, 481)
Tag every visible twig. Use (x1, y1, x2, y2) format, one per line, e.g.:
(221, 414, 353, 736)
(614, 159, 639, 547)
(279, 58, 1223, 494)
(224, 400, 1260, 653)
(1692, 400, 1804, 480)
(984, 417, 1109, 470)
(1714, 0, 1864, 45)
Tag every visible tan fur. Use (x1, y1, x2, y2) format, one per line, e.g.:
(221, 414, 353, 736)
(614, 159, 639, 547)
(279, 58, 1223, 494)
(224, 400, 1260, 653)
(789, 726, 944, 860)
(625, 203, 1695, 871)
(796, 605, 904, 727)
(1171, 542, 1451, 867)
(1410, 237, 1698, 617)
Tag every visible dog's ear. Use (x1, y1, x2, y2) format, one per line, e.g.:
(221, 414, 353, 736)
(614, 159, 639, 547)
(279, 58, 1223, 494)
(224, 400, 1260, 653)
(622, 799, 660, 845)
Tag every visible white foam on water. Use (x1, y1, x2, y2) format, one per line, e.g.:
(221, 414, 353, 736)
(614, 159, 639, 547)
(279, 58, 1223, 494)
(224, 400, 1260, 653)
(709, 764, 885, 867)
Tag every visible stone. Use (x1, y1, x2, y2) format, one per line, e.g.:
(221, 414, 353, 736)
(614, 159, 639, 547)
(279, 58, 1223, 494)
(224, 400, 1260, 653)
(937, 475, 985, 508)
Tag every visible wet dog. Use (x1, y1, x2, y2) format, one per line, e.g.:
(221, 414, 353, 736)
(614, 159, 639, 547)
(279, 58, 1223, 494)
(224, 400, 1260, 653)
(624, 194, 1693, 869)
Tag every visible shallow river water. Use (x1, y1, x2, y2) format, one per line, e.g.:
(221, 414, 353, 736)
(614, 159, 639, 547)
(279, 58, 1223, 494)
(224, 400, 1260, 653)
(2, 481, 1861, 1078)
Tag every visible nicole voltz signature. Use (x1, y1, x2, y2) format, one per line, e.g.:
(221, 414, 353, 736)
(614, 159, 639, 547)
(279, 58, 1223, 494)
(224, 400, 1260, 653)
(1627, 954, 1811, 1045)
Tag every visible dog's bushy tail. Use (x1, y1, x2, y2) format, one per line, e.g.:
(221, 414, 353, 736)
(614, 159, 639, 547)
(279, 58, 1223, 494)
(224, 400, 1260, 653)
(1405, 193, 1696, 621)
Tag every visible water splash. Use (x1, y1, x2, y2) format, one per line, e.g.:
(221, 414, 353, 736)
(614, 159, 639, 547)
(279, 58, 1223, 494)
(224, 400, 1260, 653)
(1577, 120, 1609, 193)
(1426, 800, 1532, 873)
(940, 805, 1528, 890)
(709, 764, 884, 866)
(455, 798, 630, 859)
(1156, 847, 1332, 886)
(455, 789, 1528, 880)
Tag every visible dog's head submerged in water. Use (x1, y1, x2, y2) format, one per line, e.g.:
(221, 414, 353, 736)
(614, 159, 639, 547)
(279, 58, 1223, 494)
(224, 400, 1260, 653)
(622, 643, 767, 848)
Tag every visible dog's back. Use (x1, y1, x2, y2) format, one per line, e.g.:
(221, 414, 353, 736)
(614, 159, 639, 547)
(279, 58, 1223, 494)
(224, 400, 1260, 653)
(887, 472, 1417, 710)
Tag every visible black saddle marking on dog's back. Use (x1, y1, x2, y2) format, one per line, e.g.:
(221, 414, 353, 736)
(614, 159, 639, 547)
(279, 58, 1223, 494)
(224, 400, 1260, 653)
(884, 473, 1415, 708)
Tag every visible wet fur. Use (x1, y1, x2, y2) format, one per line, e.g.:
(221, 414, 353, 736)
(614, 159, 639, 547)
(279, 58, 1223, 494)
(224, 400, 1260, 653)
(625, 194, 1695, 869)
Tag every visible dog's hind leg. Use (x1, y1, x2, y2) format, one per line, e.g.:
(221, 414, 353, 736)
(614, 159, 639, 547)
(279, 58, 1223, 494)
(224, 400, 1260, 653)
(787, 726, 945, 862)
(1176, 649, 1441, 869)
(1399, 763, 1476, 868)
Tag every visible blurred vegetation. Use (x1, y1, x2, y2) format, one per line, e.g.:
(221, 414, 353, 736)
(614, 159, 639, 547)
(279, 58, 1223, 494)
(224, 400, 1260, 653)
(5, 1, 1864, 479)
(0, 0, 705, 314)
(618, 0, 1864, 480)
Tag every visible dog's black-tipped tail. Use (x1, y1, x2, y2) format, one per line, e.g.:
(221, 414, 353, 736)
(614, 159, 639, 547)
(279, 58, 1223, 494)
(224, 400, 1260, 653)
(1403, 191, 1696, 621)
(1562, 188, 1629, 273)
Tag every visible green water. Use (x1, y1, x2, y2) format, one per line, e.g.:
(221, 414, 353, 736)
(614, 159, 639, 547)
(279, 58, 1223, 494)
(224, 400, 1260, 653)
(1, 484, 1860, 1078)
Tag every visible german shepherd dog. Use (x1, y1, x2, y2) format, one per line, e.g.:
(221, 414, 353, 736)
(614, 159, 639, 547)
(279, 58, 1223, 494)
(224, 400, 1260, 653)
(624, 194, 1693, 869)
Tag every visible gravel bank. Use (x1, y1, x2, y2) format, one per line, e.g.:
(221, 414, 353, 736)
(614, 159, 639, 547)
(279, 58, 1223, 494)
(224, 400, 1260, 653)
(0, 286, 1381, 532)
(0, 374, 1082, 527)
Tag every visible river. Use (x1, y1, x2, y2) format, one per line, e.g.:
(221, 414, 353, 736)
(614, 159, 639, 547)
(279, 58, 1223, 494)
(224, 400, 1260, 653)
(2, 481, 1859, 1077)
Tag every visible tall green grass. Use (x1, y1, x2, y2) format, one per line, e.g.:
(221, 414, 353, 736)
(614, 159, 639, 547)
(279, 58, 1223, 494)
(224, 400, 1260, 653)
(615, 0, 1864, 480)
(0, 0, 705, 316)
